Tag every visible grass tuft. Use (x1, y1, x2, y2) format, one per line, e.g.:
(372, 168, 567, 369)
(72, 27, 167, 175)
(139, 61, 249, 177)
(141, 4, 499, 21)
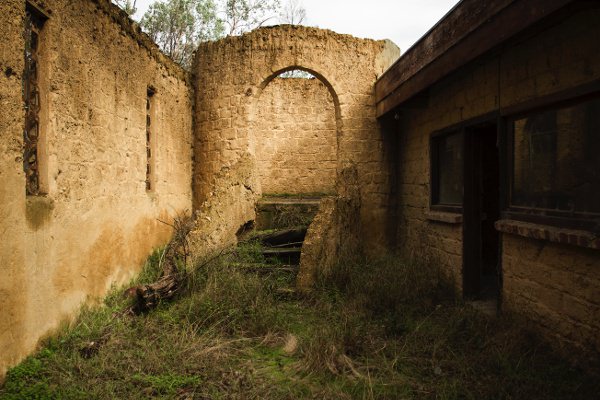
(1, 250, 598, 399)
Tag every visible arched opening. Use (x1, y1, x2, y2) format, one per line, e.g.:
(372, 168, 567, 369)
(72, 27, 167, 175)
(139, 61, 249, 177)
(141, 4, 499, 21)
(251, 67, 340, 196)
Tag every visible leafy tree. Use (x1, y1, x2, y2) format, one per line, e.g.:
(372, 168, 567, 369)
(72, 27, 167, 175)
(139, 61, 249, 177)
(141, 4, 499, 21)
(278, 0, 306, 25)
(113, 0, 138, 15)
(140, 0, 298, 69)
(221, 0, 281, 36)
(140, 0, 224, 68)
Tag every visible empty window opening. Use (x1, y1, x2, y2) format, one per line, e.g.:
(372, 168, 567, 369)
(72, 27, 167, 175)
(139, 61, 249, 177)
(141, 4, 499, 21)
(254, 69, 337, 195)
(23, 6, 46, 196)
(278, 69, 315, 79)
(146, 87, 156, 191)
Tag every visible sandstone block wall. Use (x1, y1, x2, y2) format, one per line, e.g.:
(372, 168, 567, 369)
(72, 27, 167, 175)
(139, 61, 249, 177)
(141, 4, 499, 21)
(0, 0, 192, 378)
(255, 77, 337, 195)
(391, 9, 600, 358)
(297, 165, 362, 291)
(192, 25, 399, 254)
(0, 0, 28, 381)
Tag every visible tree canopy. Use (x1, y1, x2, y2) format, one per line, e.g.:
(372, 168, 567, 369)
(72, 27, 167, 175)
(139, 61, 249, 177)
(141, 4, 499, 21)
(140, 0, 224, 68)
(113, 0, 307, 69)
(278, 0, 306, 25)
(222, 0, 280, 36)
(113, 0, 138, 15)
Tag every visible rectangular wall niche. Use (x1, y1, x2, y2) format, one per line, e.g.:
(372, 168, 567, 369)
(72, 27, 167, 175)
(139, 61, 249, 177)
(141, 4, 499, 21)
(146, 87, 156, 191)
(23, 7, 45, 196)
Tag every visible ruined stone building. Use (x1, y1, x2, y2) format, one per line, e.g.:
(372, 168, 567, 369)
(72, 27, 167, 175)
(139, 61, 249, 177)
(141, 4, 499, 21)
(1, 0, 599, 377)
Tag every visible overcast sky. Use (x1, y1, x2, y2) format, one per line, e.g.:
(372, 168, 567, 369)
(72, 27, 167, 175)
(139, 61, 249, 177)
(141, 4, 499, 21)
(130, 0, 460, 53)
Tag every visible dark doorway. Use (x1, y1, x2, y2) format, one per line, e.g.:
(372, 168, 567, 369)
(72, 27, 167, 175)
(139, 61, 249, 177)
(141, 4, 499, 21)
(463, 122, 501, 303)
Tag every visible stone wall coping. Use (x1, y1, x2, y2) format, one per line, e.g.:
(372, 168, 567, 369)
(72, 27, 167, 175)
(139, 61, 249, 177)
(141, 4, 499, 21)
(25, 1, 188, 83)
(425, 210, 463, 224)
(90, 0, 190, 84)
(196, 23, 390, 55)
(239, 24, 385, 46)
(495, 219, 600, 250)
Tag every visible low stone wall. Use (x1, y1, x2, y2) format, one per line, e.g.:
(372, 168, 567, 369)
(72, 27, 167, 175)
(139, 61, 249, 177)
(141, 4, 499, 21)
(297, 165, 362, 290)
(190, 153, 258, 259)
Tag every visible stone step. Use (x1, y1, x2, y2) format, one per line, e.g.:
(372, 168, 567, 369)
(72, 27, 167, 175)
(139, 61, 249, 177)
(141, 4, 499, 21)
(262, 246, 302, 265)
(251, 227, 307, 247)
(230, 263, 299, 274)
(274, 287, 298, 300)
(255, 195, 322, 230)
(258, 197, 322, 206)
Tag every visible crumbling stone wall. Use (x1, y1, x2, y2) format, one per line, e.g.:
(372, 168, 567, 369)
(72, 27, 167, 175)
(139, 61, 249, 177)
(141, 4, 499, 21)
(0, 0, 29, 382)
(190, 153, 258, 258)
(390, 9, 600, 360)
(255, 77, 337, 195)
(192, 25, 399, 254)
(297, 165, 362, 291)
(0, 0, 192, 378)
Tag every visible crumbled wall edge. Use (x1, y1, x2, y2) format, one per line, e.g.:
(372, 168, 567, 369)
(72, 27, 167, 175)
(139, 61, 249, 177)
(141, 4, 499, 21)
(296, 165, 363, 291)
(90, 0, 191, 84)
(197, 24, 397, 53)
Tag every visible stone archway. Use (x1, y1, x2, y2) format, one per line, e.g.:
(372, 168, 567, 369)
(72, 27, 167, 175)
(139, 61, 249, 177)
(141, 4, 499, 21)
(191, 25, 399, 253)
(249, 66, 341, 196)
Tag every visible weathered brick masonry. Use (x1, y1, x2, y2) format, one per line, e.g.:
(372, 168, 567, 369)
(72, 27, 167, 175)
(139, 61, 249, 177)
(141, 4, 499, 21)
(4, 0, 596, 381)
(0, 4, 400, 377)
(255, 77, 337, 195)
(386, 7, 600, 361)
(192, 26, 399, 254)
(0, 0, 192, 377)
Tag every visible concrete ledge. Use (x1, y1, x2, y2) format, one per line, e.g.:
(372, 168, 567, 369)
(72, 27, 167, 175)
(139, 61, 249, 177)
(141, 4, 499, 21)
(425, 210, 463, 224)
(495, 219, 600, 250)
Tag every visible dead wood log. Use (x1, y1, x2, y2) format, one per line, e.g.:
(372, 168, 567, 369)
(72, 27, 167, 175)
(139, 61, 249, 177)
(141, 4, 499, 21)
(262, 247, 302, 255)
(253, 227, 307, 247)
(126, 213, 193, 314)
(131, 273, 183, 314)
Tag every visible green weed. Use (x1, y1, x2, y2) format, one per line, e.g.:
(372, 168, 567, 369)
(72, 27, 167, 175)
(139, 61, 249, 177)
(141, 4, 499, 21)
(131, 373, 201, 396)
(1, 251, 598, 399)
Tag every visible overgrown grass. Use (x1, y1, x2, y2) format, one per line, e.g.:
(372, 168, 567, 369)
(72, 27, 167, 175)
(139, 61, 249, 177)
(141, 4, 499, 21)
(270, 205, 315, 229)
(1, 247, 598, 399)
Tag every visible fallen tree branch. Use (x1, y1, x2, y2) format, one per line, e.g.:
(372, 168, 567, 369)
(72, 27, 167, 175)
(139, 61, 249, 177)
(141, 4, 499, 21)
(126, 212, 193, 314)
(131, 272, 184, 314)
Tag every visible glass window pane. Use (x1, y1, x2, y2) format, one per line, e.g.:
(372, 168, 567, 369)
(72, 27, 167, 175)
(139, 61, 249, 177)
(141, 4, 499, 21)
(512, 97, 600, 214)
(435, 132, 463, 205)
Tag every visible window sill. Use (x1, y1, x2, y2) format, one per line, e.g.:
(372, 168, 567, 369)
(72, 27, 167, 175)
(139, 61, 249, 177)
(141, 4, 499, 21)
(425, 210, 463, 224)
(495, 219, 600, 250)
